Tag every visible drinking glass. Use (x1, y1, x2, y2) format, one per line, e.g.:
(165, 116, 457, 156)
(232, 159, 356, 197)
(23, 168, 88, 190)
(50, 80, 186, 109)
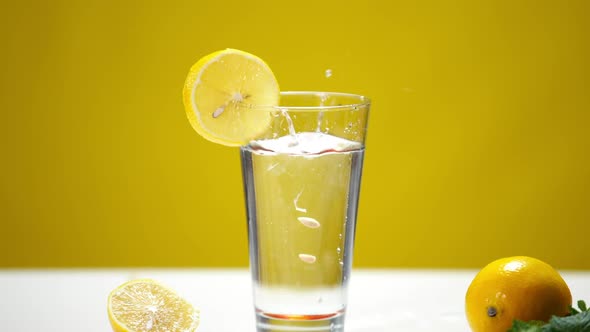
(240, 91, 370, 331)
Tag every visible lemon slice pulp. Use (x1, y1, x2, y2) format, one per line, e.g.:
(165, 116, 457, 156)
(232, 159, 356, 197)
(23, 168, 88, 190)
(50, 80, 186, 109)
(183, 48, 280, 146)
(107, 279, 200, 332)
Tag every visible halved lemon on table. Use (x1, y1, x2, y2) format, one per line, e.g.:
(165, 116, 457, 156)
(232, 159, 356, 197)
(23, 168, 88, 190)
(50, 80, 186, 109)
(107, 279, 200, 332)
(182, 48, 280, 146)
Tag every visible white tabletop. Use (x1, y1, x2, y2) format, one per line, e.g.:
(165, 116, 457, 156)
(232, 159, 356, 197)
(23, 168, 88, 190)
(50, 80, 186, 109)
(0, 269, 588, 332)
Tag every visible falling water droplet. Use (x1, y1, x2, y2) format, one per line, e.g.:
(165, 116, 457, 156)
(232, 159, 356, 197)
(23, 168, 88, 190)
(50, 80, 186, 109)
(281, 108, 299, 146)
(316, 92, 328, 132)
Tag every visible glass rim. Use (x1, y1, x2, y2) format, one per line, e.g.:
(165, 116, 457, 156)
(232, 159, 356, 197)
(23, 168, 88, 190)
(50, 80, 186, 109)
(242, 91, 371, 111)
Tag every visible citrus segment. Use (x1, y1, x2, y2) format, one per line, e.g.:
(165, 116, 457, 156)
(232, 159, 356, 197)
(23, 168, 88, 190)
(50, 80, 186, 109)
(183, 49, 280, 146)
(107, 279, 199, 332)
(465, 256, 571, 332)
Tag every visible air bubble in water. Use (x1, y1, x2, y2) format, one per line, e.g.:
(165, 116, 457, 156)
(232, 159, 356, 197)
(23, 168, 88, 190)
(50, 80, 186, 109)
(325, 69, 333, 78)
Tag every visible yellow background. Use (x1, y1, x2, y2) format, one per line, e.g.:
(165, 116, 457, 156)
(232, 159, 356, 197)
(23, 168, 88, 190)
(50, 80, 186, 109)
(1, 0, 589, 268)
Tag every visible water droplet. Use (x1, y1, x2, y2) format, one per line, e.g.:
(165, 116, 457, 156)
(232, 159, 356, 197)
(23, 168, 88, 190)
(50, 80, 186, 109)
(315, 111, 324, 132)
(320, 93, 328, 101)
(281, 109, 299, 145)
(324, 69, 333, 78)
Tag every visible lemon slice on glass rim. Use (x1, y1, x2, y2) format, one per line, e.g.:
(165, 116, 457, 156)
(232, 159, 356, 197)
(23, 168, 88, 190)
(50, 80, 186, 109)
(182, 48, 280, 146)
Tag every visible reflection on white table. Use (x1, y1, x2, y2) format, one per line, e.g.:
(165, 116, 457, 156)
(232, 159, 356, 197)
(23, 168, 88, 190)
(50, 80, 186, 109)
(0, 269, 588, 332)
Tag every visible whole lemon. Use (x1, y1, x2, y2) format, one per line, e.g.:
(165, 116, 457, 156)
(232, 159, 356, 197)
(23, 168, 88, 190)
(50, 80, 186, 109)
(465, 256, 572, 332)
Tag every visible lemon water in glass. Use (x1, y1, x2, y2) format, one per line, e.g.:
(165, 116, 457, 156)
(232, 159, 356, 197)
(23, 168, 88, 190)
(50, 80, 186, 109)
(241, 91, 370, 331)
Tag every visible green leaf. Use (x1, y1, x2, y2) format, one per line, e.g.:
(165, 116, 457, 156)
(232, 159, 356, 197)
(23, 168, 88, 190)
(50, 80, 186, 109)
(508, 320, 544, 332)
(509, 300, 590, 332)
(545, 311, 590, 332)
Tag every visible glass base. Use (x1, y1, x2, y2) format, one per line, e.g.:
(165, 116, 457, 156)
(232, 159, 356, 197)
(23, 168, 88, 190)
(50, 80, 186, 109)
(255, 311, 345, 332)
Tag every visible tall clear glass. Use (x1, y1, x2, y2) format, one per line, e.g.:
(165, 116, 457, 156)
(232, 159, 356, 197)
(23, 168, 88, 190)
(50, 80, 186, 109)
(240, 91, 370, 332)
